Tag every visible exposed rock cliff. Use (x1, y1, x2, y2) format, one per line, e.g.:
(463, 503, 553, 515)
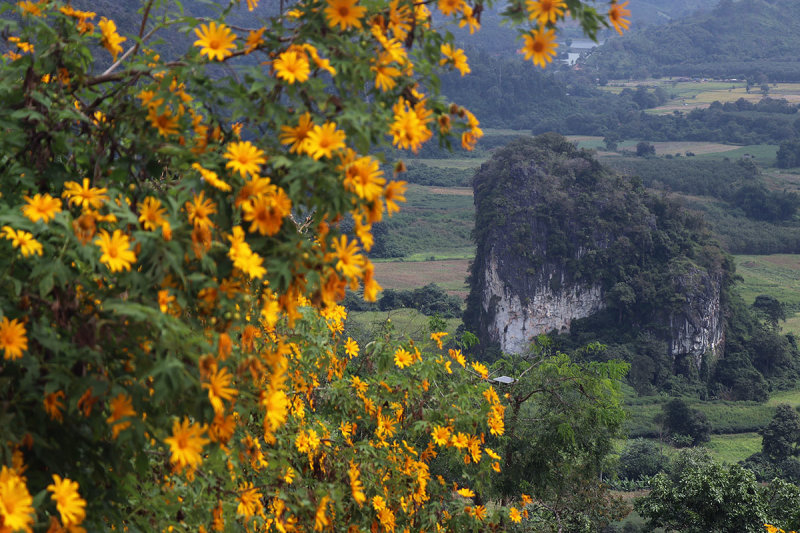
(465, 134, 729, 373)
(482, 248, 605, 354)
(669, 267, 725, 370)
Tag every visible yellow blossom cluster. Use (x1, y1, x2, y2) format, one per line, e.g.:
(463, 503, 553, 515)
(0, 0, 629, 530)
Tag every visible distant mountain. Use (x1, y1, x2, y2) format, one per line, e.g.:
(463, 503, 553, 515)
(584, 0, 800, 81)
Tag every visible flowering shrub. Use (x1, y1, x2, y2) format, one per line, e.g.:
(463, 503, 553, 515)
(0, 0, 629, 530)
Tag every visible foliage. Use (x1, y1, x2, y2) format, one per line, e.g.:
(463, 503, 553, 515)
(765, 422, 800, 464)
(586, 0, 800, 81)
(487, 348, 630, 532)
(0, 0, 632, 531)
(777, 139, 800, 168)
(635, 141, 655, 157)
(636, 448, 800, 533)
(378, 284, 463, 318)
(661, 398, 711, 446)
(617, 439, 669, 481)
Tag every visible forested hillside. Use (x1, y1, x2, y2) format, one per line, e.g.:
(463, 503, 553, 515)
(586, 0, 800, 80)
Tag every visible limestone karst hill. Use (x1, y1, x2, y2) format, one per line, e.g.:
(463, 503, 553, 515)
(464, 134, 732, 378)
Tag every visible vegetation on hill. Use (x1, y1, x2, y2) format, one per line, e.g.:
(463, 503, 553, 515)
(586, 0, 800, 81)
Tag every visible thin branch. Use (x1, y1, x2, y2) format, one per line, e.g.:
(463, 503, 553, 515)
(101, 25, 161, 77)
(132, 0, 156, 59)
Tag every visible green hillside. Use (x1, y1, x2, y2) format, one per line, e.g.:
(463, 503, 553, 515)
(586, 0, 800, 81)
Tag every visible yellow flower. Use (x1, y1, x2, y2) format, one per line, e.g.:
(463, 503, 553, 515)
(98, 17, 126, 61)
(525, 0, 565, 25)
(43, 391, 65, 422)
(193, 22, 237, 61)
(394, 347, 414, 368)
(209, 412, 236, 444)
(0, 316, 28, 360)
(345, 156, 386, 202)
(245, 28, 265, 52)
(348, 462, 366, 506)
(63, 178, 108, 209)
(474, 505, 486, 521)
(47, 475, 86, 527)
(95, 229, 136, 272)
(519, 27, 558, 68)
(314, 495, 331, 531)
(192, 163, 232, 192)
(241, 187, 292, 236)
(157, 289, 175, 313)
(228, 227, 267, 279)
(440, 43, 470, 76)
(280, 112, 314, 153)
(303, 122, 346, 160)
(384, 180, 407, 216)
(262, 388, 289, 431)
(609, 0, 631, 35)
(437, 0, 465, 16)
(17, 1, 43, 16)
(186, 191, 217, 230)
(224, 141, 267, 177)
(333, 235, 364, 279)
(236, 482, 263, 518)
(456, 487, 474, 498)
(2, 226, 42, 257)
(449, 348, 466, 367)
(371, 61, 402, 92)
(274, 50, 311, 84)
(389, 98, 432, 153)
(164, 417, 210, 471)
(212, 500, 225, 531)
(203, 366, 238, 413)
(459, 5, 480, 34)
(147, 105, 179, 137)
(0, 465, 35, 532)
(431, 425, 451, 446)
(22, 193, 62, 223)
(138, 196, 167, 231)
(344, 337, 359, 358)
(451, 432, 469, 448)
(106, 393, 136, 439)
(324, 0, 366, 30)
(509, 507, 522, 523)
(471, 361, 488, 379)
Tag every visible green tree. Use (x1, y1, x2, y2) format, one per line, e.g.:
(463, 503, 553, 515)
(488, 349, 630, 531)
(636, 449, 800, 533)
(636, 449, 766, 532)
(618, 438, 668, 481)
(761, 404, 800, 461)
(662, 398, 711, 446)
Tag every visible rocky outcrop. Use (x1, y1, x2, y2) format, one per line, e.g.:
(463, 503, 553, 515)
(482, 251, 604, 354)
(669, 267, 725, 370)
(465, 135, 730, 375)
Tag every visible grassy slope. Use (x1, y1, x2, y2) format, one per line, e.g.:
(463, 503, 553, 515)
(380, 184, 474, 259)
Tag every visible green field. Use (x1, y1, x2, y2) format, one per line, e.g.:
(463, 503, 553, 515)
(734, 255, 800, 332)
(373, 258, 471, 296)
(381, 184, 474, 259)
(408, 157, 486, 169)
(346, 307, 462, 345)
(599, 80, 800, 114)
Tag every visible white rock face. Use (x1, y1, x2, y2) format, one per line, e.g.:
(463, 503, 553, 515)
(482, 253, 605, 354)
(669, 269, 725, 370)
